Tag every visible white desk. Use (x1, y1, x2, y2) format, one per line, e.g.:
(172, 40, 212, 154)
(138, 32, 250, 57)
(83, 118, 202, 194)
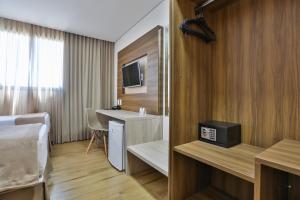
(127, 140, 169, 176)
(96, 110, 163, 174)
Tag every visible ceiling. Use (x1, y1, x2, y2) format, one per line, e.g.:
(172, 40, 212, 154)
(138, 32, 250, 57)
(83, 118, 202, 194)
(0, 0, 163, 42)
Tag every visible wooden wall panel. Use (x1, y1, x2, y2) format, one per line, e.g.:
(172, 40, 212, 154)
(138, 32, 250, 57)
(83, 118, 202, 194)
(170, 0, 300, 199)
(209, 0, 300, 147)
(117, 26, 163, 115)
(169, 0, 212, 199)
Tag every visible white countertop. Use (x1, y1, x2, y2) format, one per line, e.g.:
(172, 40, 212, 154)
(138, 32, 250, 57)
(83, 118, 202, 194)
(96, 109, 161, 121)
(127, 140, 169, 177)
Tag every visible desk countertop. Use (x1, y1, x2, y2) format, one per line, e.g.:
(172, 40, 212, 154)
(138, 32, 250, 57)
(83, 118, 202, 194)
(96, 109, 161, 121)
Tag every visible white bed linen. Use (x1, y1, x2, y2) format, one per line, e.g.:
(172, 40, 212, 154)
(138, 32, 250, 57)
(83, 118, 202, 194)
(0, 113, 51, 133)
(38, 124, 48, 177)
(0, 116, 18, 126)
(43, 113, 51, 133)
(0, 124, 48, 192)
(0, 124, 48, 175)
(0, 124, 41, 192)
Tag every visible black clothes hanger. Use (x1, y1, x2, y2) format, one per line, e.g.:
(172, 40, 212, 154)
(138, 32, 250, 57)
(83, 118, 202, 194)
(179, 4, 216, 43)
(179, 17, 216, 43)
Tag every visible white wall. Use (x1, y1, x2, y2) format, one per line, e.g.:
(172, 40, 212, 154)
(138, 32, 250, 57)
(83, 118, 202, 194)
(114, 0, 169, 141)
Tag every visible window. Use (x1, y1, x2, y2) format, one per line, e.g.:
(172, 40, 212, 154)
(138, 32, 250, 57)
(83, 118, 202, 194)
(0, 30, 64, 88)
(32, 37, 64, 88)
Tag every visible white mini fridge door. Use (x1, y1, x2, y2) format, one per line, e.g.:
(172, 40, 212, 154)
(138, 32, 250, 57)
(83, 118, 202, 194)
(108, 121, 124, 171)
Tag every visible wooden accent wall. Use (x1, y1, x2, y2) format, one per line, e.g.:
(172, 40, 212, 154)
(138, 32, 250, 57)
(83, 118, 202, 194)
(170, 0, 300, 199)
(208, 0, 300, 148)
(117, 26, 163, 115)
(169, 0, 212, 198)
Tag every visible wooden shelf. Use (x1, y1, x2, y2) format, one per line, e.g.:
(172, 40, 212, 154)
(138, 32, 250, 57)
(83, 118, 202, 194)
(127, 140, 169, 176)
(254, 140, 300, 200)
(187, 186, 235, 200)
(174, 141, 265, 183)
(255, 139, 300, 176)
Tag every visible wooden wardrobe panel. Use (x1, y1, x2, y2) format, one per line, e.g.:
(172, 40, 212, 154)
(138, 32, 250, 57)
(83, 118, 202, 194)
(259, 165, 289, 200)
(117, 26, 163, 115)
(209, 0, 300, 147)
(211, 169, 254, 200)
(170, 0, 300, 199)
(169, 0, 212, 199)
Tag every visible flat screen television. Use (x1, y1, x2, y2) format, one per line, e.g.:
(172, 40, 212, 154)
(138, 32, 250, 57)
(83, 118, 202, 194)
(122, 61, 141, 88)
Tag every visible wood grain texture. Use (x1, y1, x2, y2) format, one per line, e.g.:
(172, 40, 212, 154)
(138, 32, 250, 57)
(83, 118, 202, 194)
(124, 118, 163, 175)
(256, 165, 289, 200)
(187, 186, 235, 200)
(117, 26, 164, 115)
(210, 168, 254, 200)
(169, 0, 212, 199)
(174, 141, 264, 183)
(256, 140, 300, 176)
(255, 140, 300, 200)
(170, 0, 300, 199)
(288, 174, 300, 200)
(47, 141, 168, 200)
(0, 183, 45, 200)
(171, 152, 203, 200)
(189, 0, 237, 12)
(255, 165, 300, 200)
(208, 0, 300, 148)
(127, 140, 169, 177)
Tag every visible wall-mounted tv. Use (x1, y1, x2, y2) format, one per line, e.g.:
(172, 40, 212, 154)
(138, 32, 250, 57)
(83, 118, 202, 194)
(122, 61, 141, 88)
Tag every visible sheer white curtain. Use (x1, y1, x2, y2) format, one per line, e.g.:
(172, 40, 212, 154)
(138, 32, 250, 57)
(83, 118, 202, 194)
(0, 18, 64, 139)
(0, 20, 31, 114)
(0, 18, 114, 144)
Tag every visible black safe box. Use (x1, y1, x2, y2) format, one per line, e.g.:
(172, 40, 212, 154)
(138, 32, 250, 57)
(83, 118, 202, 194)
(199, 121, 241, 148)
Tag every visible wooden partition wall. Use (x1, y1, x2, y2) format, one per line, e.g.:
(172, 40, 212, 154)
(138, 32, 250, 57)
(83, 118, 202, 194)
(169, 0, 300, 199)
(170, 0, 212, 198)
(118, 26, 163, 115)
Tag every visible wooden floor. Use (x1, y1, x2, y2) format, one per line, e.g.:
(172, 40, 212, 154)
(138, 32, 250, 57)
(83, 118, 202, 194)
(48, 141, 168, 200)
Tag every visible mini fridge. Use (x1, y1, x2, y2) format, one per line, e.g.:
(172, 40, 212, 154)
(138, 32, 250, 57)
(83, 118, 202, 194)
(108, 121, 125, 171)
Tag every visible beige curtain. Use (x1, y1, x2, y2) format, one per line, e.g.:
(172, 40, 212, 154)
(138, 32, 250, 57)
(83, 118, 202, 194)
(58, 33, 114, 143)
(0, 18, 64, 119)
(0, 18, 33, 114)
(0, 18, 114, 144)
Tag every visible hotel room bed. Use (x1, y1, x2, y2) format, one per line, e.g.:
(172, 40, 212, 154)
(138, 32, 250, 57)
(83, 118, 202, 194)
(0, 123, 51, 200)
(0, 112, 52, 152)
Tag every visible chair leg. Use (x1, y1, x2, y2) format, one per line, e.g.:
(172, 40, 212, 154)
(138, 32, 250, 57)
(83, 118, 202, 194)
(103, 132, 108, 157)
(86, 130, 96, 155)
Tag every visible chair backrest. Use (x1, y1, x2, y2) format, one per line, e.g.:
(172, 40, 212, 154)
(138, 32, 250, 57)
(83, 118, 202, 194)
(85, 108, 104, 130)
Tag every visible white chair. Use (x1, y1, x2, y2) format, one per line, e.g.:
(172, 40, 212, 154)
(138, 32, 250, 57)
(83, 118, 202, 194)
(85, 108, 108, 156)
